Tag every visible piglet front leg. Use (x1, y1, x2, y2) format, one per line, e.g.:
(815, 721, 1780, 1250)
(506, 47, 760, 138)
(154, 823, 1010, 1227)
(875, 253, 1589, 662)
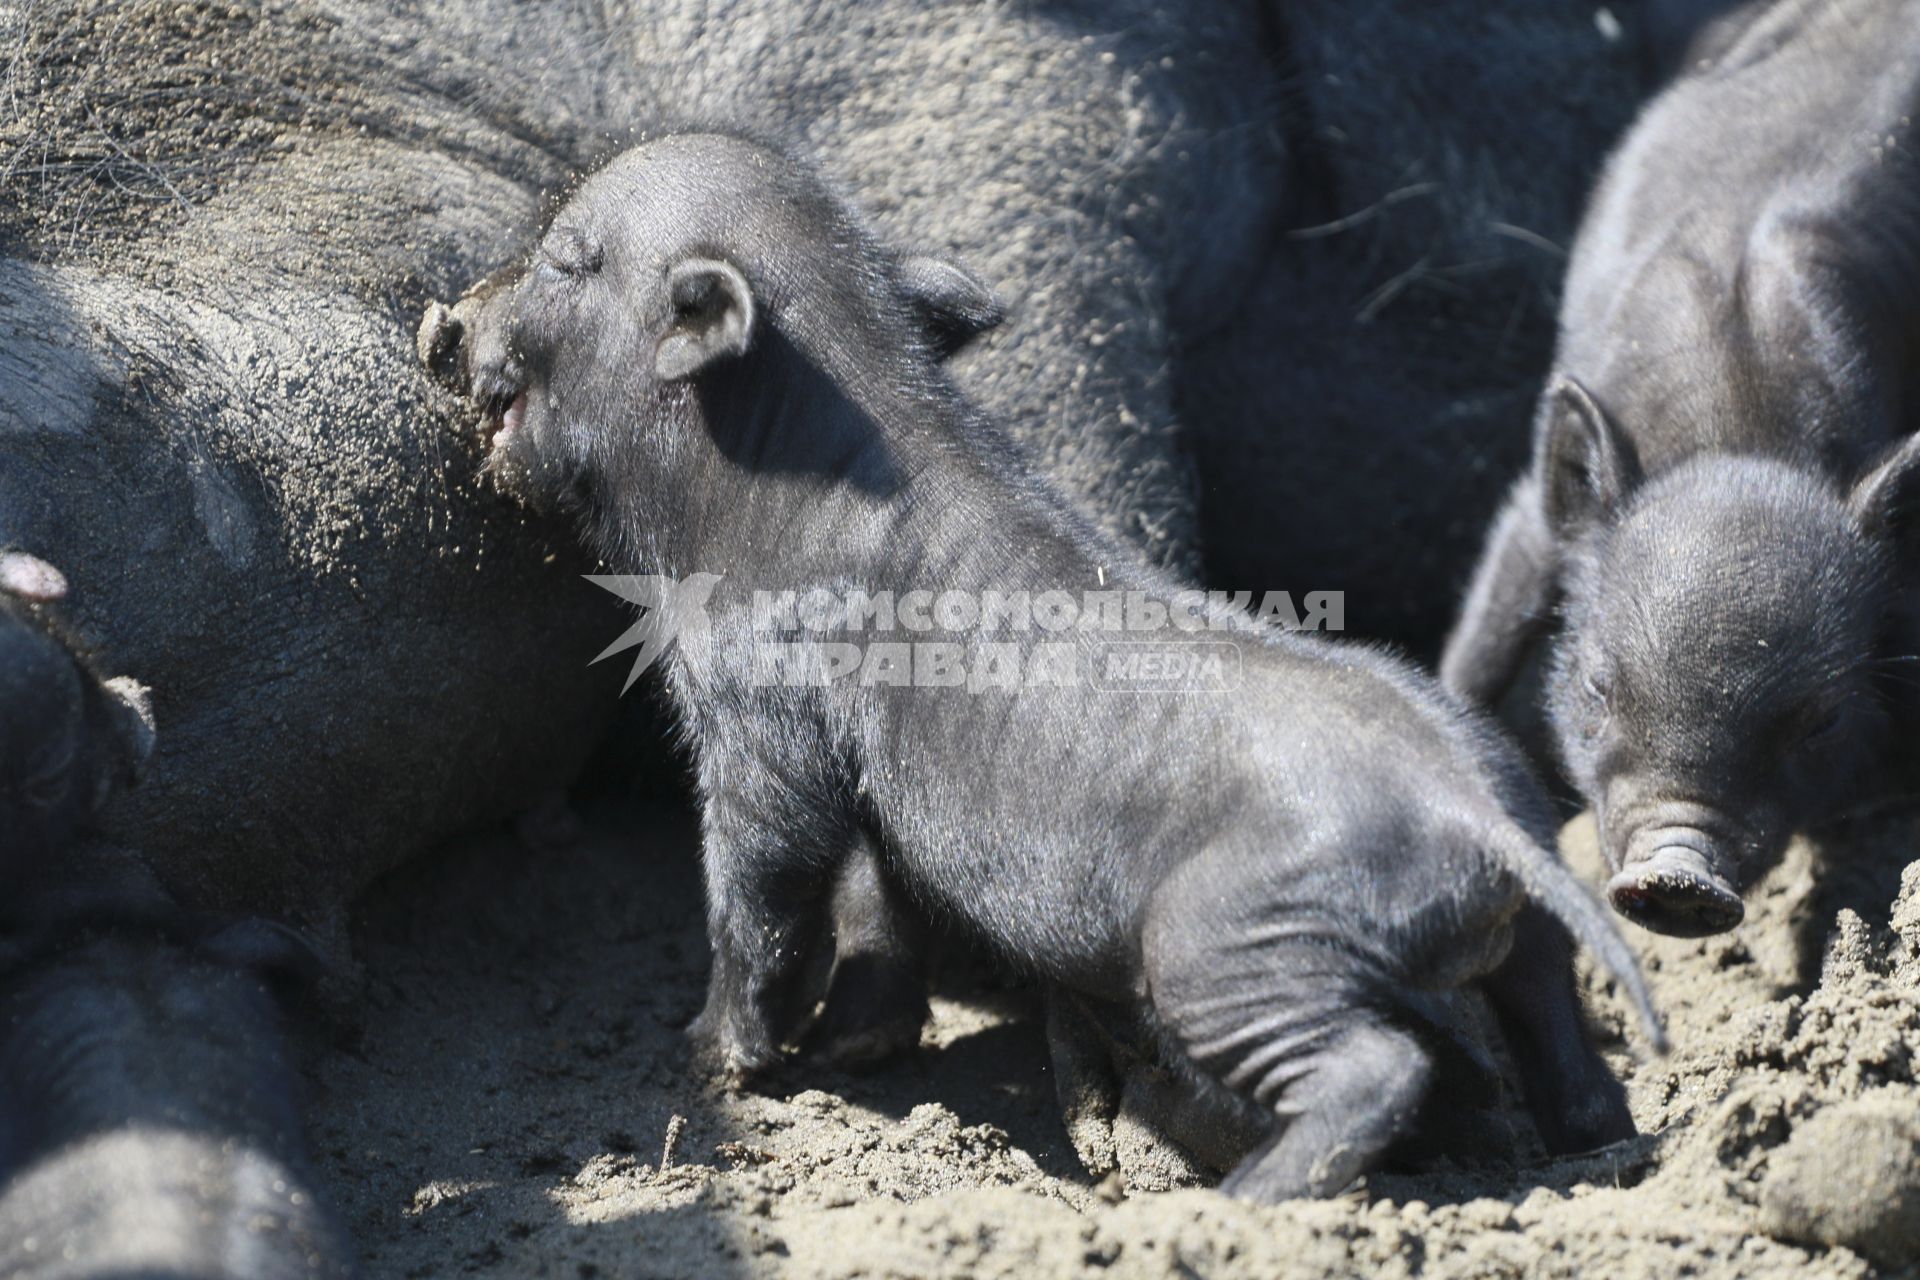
(684, 721, 859, 1082)
(1439, 474, 1559, 707)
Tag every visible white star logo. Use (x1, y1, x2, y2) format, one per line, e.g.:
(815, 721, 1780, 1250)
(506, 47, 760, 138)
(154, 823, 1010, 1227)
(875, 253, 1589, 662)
(583, 572, 724, 693)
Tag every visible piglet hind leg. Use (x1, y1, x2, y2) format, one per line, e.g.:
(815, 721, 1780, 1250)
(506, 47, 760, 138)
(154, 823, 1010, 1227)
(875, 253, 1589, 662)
(1438, 475, 1558, 708)
(1215, 1020, 1433, 1203)
(1142, 855, 1432, 1202)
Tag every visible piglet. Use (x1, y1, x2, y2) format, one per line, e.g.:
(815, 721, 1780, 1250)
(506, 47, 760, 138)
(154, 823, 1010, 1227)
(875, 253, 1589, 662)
(423, 131, 1664, 1200)
(1441, 0, 1920, 937)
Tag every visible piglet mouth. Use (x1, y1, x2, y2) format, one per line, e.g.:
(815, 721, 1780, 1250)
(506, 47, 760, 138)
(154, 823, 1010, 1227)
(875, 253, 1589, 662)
(485, 390, 528, 448)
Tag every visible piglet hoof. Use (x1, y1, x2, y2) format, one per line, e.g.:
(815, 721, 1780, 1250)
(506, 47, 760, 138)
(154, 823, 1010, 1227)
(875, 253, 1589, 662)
(1063, 1100, 1121, 1180)
(1044, 995, 1123, 1178)
(803, 955, 929, 1070)
(1606, 848, 1743, 938)
(686, 1009, 781, 1088)
(1526, 1053, 1636, 1156)
(805, 1009, 925, 1071)
(1563, 1091, 1638, 1153)
(1118, 1064, 1260, 1176)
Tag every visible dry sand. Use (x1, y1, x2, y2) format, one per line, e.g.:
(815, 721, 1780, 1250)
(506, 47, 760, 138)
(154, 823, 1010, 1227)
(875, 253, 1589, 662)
(308, 792, 1920, 1278)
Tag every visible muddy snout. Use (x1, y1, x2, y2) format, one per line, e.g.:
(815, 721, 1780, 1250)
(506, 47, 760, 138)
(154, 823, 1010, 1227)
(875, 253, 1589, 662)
(1605, 827, 1744, 937)
(417, 291, 529, 448)
(416, 285, 510, 389)
(416, 299, 468, 391)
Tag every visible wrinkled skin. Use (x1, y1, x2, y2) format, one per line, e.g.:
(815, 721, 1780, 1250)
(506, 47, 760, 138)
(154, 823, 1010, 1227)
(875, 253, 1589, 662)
(0, 0, 1283, 947)
(1440, 0, 1920, 936)
(436, 132, 1662, 1201)
(0, 923, 351, 1279)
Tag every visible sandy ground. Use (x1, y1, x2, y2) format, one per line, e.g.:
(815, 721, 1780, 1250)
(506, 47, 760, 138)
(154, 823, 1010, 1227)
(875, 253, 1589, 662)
(307, 785, 1920, 1279)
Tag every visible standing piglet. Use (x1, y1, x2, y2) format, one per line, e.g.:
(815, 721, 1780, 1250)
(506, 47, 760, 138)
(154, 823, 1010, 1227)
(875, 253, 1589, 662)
(425, 132, 1663, 1200)
(1442, 0, 1920, 937)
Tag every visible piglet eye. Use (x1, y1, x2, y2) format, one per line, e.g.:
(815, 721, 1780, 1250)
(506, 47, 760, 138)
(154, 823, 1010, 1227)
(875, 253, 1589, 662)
(1583, 668, 1612, 705)
(537, 227, 602, 281)
(1801, 705, 1845, 746)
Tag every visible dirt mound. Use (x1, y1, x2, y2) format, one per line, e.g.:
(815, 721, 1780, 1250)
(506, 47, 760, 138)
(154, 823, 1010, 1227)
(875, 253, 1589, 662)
(306, 797, 1918, 1277)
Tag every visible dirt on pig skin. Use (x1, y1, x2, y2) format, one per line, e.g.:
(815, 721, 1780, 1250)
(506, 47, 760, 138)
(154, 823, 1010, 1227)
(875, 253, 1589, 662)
(307, 791, 1920, 1278)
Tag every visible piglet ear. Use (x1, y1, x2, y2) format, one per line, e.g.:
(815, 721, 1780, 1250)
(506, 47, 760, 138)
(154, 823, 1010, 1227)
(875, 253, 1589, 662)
(655, 258, 756, 382)
(1540, 375, 1640, 536)
(0, 551, 68, 603)
(1847, 432, 1920, 545)
(898, 255, 1005, 356)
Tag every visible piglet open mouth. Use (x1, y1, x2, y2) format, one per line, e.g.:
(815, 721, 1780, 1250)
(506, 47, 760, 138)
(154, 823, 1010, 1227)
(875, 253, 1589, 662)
(487, 390, 528, 448)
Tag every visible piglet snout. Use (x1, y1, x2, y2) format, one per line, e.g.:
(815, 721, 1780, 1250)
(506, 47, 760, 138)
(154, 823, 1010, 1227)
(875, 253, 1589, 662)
(416, 300, 466, 390)
(1605, 830, 1744, 937)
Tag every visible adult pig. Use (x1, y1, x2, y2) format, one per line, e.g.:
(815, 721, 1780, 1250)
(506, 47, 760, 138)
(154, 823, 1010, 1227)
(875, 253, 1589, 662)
(1180, 0, 1647, 657)
(1440, 0, 1920, 936)
(0, 0, 1282, 936)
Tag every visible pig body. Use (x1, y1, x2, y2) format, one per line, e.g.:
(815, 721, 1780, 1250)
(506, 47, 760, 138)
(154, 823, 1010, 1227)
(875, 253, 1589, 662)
(0, 925, 352, 1280)
(432, 132, 1663, 1200)
(1441, 0, 1920, 936)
